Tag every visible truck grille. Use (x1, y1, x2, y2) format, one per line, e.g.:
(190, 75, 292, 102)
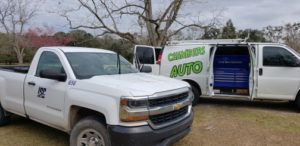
(150, 106, 188, 125)
(149, 92, 189, 107)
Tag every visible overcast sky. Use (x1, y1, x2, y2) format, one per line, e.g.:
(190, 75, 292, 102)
(31, 0, 300, 32)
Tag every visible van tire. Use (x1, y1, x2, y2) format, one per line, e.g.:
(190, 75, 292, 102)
(295, 92, 300, 110)
(191, 85, 200, 106)
(70, 116, 111, 146)
(0, 104, 10, 126)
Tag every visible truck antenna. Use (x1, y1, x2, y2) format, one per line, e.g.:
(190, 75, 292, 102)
(115, 46, 121, 74)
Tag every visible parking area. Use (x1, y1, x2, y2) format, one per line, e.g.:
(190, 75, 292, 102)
(0, 98, 299, 146)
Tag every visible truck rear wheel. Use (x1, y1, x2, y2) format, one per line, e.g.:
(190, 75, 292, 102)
(0, 104, 10, 126)
(70, 116, 111, 146)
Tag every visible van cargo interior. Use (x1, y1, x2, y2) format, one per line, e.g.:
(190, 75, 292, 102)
(213, 45, 250, 96)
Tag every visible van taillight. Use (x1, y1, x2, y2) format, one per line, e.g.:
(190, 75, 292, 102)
(156, 53, 162, 65)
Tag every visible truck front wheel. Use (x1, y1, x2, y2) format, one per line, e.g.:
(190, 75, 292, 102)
(0, 104, 10, 126)
(70, 116, 111, 146)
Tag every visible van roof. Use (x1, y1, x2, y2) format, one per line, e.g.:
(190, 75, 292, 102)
(166, 39, 285, 46)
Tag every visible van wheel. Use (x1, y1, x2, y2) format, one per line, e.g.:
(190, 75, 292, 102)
(0, 104, 10, 126)
(70, 116, 111, 146)
(296, 93, 300, 111)
(191, 85, 200, 106)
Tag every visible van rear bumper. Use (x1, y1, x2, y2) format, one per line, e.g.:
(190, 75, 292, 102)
(108, 112, 193, 146)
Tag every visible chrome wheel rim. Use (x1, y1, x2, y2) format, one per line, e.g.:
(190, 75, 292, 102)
(77, 129, 105, 146)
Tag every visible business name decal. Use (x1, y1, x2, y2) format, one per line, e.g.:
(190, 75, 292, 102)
(168, 46, 205, 78)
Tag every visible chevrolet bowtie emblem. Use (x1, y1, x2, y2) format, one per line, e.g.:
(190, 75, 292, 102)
(174, 103, 183, 110)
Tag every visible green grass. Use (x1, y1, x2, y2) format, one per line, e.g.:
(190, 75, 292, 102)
(1, 99, 300, 146)
(236, 109, 300, 132)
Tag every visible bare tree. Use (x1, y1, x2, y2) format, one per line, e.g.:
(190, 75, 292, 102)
(283, 23, 300, 52)
(60, 0, 219, 46)
(263, 25, 283, 43)
(0, 0, 38, 64)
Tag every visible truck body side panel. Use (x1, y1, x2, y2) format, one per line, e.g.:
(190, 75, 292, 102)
(65, 88, 120, 130)
(0, 71, 26, 116)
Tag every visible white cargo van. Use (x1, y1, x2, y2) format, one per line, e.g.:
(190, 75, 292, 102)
(134, 39, 300, 108)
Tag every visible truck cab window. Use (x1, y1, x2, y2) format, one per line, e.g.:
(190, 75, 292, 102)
(36, 51, 65, 77)
(136, 47, 155, 64)
(263, 47, 300, 67)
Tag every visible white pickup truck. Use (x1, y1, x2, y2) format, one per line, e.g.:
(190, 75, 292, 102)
(0, 47, 193, 146)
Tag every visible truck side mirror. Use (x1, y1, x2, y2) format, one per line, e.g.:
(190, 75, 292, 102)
(140, 65, 152, 73)
(40, 69, 67, 82)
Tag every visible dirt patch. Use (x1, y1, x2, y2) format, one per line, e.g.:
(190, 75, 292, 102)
(0, 99, 299, 146)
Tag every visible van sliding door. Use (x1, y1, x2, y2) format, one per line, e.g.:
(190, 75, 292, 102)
(248, 44, 257, 100)
(207, 45, 217, 96)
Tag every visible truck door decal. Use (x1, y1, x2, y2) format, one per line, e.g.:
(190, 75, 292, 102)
(37, 87, 47, 98)
(68, 80, 77, 86)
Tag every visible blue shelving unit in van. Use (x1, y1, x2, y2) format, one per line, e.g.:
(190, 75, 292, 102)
(213, 55, 250, 89)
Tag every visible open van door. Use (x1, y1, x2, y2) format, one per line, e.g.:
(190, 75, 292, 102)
(133, 45, 160, 74)
(248, 44, 257, 100)
(207, 45, 217, 96)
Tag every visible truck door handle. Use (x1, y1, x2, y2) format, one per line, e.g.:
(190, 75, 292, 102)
(28, 81, 36, 86)
(259, 68, 263, 76)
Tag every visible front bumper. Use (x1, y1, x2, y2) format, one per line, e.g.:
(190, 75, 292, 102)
(108, 112, 193, 146)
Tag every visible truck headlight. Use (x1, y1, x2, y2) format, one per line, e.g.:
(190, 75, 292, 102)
(120, 97, 149, 122)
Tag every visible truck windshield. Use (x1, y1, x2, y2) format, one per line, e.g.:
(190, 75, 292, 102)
(65, 52, 138, 79)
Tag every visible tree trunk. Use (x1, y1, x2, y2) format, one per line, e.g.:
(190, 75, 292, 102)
(16, 51, 24, 64)
(13, 46, 24, 64)
(144, 0, 157, 46)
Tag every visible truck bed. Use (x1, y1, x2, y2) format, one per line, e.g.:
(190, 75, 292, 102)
(0, 66, 30, 74)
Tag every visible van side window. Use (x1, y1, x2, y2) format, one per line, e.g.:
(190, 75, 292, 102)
(263, 46, 299, 67)
(36, 51, 65, 77)
(136, 47, 155, 64)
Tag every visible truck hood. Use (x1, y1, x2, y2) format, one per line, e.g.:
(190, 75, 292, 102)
(80, 73, 189, 96)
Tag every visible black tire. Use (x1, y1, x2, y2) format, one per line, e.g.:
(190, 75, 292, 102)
(70, 116, 111, 146)
(295, 92, 300, 111)
(0, 104, 10, 126)
(191, 85, 200, 106)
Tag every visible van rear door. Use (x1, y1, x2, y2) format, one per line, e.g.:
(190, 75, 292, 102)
(133, 45, 160, 74)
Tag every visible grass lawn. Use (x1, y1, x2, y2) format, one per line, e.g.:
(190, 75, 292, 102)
(0, 98, 299, 146)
